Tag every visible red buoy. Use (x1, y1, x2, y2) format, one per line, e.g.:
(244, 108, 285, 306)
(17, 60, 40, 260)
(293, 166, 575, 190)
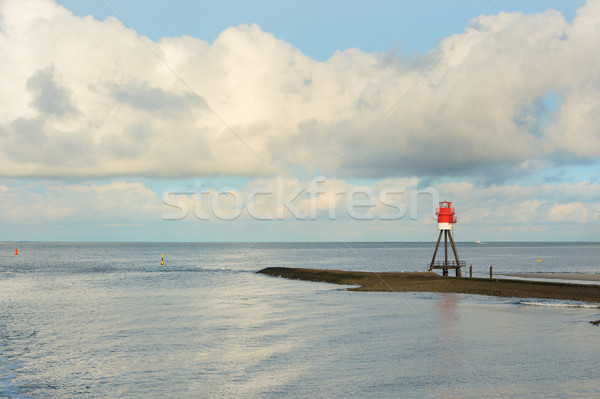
(15, 248, 18, 255)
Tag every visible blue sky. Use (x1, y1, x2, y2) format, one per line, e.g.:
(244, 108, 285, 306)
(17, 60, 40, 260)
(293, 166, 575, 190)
(56, 0, 585, 60)
(0, 0, 599, 241)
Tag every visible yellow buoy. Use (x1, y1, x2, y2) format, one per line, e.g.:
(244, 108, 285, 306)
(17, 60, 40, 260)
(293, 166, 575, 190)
(537, 259, 542, 262)
(161, 253, 164, 266)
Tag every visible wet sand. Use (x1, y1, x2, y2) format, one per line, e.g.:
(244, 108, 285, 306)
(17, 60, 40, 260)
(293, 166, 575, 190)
(502, 273, 600, 281)
(258, 267, 600, 302)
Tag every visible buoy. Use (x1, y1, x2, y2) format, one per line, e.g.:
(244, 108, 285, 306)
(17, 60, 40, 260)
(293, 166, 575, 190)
(161, 253, 164, 266)
(15, 248, 18, 255)
(537, 259, 542, 262)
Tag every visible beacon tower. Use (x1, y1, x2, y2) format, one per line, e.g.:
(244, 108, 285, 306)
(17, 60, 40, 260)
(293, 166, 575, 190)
(429, 201, 465, 276)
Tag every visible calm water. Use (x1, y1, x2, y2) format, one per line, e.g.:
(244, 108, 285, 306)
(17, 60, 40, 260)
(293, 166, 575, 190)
(0, 242, 599, 398)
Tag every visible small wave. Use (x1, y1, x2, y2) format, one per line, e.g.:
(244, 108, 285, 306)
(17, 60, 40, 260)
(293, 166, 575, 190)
(152, 268, 256, 274)
(519, 300, 600, 309)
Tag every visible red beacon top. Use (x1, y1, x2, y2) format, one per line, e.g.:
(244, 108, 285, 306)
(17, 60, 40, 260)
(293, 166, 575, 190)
(436, 201, 457, 230)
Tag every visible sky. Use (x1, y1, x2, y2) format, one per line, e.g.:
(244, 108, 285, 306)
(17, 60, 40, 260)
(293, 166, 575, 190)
(0, 0, 599, 242)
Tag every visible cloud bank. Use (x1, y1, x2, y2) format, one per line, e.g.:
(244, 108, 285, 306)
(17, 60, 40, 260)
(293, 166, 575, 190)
(1, 0, 599, 179)
(2, 178, 597, 239)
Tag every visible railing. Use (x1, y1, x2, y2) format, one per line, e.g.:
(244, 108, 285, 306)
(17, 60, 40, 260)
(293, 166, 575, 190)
(430, 260, 466, 267)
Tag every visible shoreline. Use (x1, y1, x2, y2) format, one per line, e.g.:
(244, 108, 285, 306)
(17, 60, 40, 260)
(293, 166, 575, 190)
(501, 273, 600, 281)
(258, 267, 600, 302)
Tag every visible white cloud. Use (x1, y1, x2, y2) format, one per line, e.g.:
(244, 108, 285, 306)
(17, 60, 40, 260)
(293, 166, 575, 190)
(0, 0, 599, 179)
(0, 181, 161, 223)
(548, 202, 591, 222)
(436, 180, 600, 226)
(1, 178, 599, 241)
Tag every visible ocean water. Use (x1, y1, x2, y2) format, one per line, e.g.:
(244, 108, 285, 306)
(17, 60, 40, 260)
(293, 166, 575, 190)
(0, 242, 599, 398)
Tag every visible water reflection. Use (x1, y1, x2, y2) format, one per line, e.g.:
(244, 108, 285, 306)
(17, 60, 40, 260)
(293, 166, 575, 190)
(432, 294, 463, 399)
(436, 294, 459, 337)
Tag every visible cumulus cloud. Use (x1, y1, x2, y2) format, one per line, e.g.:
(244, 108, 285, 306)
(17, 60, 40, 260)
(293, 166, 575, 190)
(548, 202, 591, 223)
(0, 181, 161, 223)
(1, 177, 598, 241)
(0, 0, 599, 179)
(26, 65, 77, 117)
(156, 177, 600, 229)
(434, 180, 600, 226)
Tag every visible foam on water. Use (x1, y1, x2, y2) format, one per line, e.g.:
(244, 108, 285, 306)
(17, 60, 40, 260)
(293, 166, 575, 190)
(519, 300, 600, 309)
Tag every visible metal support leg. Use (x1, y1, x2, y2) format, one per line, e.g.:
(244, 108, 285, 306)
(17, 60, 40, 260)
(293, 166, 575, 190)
(444, 230, 448, 276)
(444, 231, 448, 265)
(448, 230, 460, 265)
(448, 230, 461, 277)
(429, 230, 443, 271)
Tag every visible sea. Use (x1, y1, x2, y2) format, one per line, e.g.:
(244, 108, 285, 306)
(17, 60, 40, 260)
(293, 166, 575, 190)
(0, 241, 599, 398)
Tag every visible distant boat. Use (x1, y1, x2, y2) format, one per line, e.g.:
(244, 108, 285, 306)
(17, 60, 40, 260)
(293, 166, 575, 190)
(475, 241, 485, 245)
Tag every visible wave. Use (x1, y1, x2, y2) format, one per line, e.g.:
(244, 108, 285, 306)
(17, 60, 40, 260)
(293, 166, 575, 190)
(152, 268, 257, 274)
(519, 300, 600, 309)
